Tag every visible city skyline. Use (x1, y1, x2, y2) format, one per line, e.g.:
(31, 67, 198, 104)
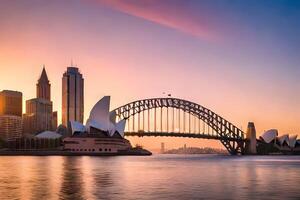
(0, 2, 300, 200)
(0, 0, 299, 149)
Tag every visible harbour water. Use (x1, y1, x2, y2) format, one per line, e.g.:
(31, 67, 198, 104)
(0, 154, 299, 200)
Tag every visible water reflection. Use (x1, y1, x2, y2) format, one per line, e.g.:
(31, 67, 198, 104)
(59, 157, 85, 200)
(0, 155, 299, 199)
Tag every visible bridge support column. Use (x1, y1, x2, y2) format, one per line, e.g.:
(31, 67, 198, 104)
(245, 122, 257, 155)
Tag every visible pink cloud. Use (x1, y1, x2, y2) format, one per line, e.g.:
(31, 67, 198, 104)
(97, 0, 218, 41)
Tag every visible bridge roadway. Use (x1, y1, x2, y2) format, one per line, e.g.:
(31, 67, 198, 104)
(125, 132, 245, 142)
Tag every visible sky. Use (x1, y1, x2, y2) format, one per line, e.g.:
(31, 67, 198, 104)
(0, 0, 299, 150)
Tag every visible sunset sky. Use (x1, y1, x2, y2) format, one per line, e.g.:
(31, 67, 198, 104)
(0, 0, 299, 150)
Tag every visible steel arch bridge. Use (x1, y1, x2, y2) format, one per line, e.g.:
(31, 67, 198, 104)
(112, 98, 245, 155)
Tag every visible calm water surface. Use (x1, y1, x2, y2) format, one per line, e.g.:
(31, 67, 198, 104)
(0, 154, 299, 200)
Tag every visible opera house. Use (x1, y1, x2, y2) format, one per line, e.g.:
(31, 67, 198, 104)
(257, 129, 300, 154)
(63, 96, 133, 154)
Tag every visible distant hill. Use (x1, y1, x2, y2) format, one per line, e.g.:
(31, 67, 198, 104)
(163, 147, 228, 155)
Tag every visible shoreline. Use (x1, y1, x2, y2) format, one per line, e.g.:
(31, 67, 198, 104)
(0, 149, 152, 156)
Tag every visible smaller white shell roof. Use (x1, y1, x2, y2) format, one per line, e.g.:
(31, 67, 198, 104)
(278, 134, 289, 146)
(115, 120, 126, 138)
(288, 135, 298, 148)
(109, 121, 116, 136)
(36, 131, 62, 139)
(86, 119, 109, 132)
(261, 129, 278, 143)
(70, 121, 86, 134)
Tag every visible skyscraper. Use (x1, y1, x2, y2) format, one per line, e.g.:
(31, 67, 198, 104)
(62, 66, 84, 127)
(0, 90, 23, 140)
(23, 67, 57, 134)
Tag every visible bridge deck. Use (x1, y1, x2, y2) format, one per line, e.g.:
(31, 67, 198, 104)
(125, 132, 245, 142)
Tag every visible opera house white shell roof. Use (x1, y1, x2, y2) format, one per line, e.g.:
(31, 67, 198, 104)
(278, 134, 289, 146)
(289, 135, 298, 148)
(115, 120, 126, 138)
(86, 96, 110, 132)
(70, 121, 86, 134)
(261, 129, 278, 143)
(260, 129, 299, 148)
(71, 96, 126, 138)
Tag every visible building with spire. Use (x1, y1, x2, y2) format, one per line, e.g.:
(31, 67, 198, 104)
(23, 67, 57, 135)
(62, 65, 84, 128)
(37, 66, 51, 101)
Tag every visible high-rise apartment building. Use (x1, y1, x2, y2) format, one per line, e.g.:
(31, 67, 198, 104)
(62, 67, 84, 127)
(0, 90, 23, 140)
(0, 90, 22, 116)
(0, 115, 23, 140)
(23, 67, 57, 134)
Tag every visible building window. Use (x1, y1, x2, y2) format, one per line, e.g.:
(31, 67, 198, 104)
(99, 148, 102, 151)
(109, 149, 111, 152)
(92, 149, 95, 151)
(105, 149, 107, 151)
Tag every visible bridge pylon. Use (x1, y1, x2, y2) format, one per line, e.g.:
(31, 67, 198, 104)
(244, 122, 257, 155)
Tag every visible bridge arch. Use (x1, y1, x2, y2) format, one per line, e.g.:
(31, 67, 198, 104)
(112, 98, 245, 155)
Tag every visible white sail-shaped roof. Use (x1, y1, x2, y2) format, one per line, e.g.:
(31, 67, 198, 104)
(115, 120, 126, 138)
(278, 134, 289, 146)
(70, 121, 86, 134)
(108, 121, 116, 136)
(84, 96, 127, 138)
(289, 135, 298, 148)
(86, 96, 110, 131)
(109, 110, 116, 124)
(261, 129, 278, 143)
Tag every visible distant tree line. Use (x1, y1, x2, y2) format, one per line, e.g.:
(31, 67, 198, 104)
(164, 147, 228, 155)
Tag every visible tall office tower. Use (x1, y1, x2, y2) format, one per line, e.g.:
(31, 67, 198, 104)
(0, 90, 23, 140)
(62, 66, 84, 127)
(36, 66, 51, 101)
(23, 67, 57, 134)
(0, 90, 22, 117)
